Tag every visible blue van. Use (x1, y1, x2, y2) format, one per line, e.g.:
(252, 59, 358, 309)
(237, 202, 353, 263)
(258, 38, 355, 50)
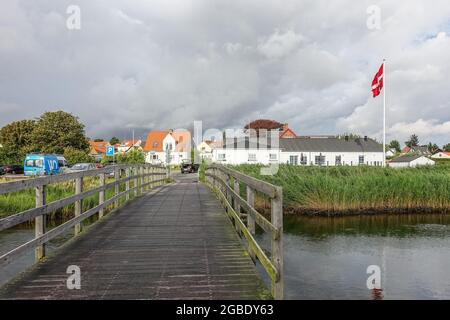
(24, 154, 60, 176)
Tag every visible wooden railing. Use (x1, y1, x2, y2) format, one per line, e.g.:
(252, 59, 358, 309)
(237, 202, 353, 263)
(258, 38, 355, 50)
(0, 164, 167, 267)
(204, 164, 283, 300)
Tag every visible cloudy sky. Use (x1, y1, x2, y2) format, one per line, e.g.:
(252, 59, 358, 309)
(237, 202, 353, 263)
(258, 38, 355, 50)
(1, 0, 450, 146)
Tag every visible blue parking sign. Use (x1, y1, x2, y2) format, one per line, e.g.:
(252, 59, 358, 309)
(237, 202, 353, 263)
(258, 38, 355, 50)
(106, 146, 115, 156)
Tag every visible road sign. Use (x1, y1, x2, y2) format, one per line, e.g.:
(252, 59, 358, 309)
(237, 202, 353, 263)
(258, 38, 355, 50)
(106, 146, 115, 156)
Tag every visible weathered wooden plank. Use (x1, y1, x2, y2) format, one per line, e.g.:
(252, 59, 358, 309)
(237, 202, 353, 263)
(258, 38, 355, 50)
(0, 175, 266, 300)
(0, 165, 166, 195)
(35, 185, 46, 262)
(271, 187, 283, 300)
(207, 164, 277, 198)
(205, 173, 278, 236)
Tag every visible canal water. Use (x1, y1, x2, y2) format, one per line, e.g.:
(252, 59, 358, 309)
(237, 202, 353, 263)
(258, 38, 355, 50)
(280, 214, 450, 299)
(1, 214, 450, 299)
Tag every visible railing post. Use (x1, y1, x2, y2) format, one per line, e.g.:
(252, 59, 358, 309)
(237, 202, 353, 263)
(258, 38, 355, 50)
(99, 172, 105, 218)
(114, 167, 120, 209)
(75, 177, 83, 235)
(126, 167, 130, 201)
(140, 166, 144, 194)
(246, 185, 256, 262)
(233, 178, 241, 235)
(134, 167, 138, 197)
(35, 185, 46, 262)
(271, 186, 283, 300)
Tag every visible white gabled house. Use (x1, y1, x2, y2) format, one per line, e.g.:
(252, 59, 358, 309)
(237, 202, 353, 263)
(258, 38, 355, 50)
(211, 135, 384, 166)
(212, 137, 279, 165)
(389, 155, 435, 168)
(279, 136, 384, 166)
(143, 130, 191, 165)
(431, 151, 450, 160)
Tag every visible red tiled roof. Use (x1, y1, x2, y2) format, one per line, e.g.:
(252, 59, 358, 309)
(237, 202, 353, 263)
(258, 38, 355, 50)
(143, 131, 169, 152)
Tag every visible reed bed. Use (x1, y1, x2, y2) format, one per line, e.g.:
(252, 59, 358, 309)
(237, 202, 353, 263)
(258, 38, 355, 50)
(232, 163, 450, 215)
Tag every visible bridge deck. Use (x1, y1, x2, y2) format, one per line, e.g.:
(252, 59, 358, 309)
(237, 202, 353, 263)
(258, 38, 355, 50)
(0, 175, 267, 300)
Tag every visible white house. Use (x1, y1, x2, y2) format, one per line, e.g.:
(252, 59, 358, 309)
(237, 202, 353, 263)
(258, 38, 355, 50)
(117, 140, 143, 153)
(212, 137, 279, 165)
(431, 151, 450, 160)
(389, 155, 435, 168)
(211, 135, 384, 166)
(197, 140, 221, 161)
(144, 130, 191, 165)
(279, 136, 384, 166)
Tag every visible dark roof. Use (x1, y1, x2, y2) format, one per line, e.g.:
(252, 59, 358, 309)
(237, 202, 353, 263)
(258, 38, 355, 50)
(390, 154, 423, 163)
(220, 137, 275, 149)
(279, 137, 383, 152)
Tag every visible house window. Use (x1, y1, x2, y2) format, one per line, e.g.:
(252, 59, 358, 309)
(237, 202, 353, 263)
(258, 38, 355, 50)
(335, 156, 342, 166)
(289, 155, 298, 165)
(359, 155, 364, 165)
(152, 155, 158, 160)
(269, 153, 277, 161)
(218, 153, 226, 161)
(315, 155, 326, 166)
(300, 154, 307, 165)
(248, 153, 257, 161)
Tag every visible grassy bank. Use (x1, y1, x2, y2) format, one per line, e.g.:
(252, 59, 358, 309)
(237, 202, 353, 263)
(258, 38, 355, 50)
(232, 163, 450, 215)
(0, 177, 127, 223)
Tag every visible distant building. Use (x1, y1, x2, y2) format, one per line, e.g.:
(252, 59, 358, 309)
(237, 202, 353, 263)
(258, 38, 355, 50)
(143, 130, 191, 165)
(117, 140, 143, 153)
(279, 136, 384, 166)
(197, 140, 221, 161)
(401, 145, 431, 156)
(211, 135, 384, 166)
(389, 155, 435, 168)
(89, 140, 110, 161)
(244, 119, 297, 138)
(431, 151, 450, 160)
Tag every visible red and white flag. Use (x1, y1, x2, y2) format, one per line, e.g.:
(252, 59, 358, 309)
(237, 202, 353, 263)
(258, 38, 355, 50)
(371, 63, 384, 98)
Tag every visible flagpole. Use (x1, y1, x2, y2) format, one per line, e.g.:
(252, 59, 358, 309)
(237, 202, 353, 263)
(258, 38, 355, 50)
(383, 59, 386, 167)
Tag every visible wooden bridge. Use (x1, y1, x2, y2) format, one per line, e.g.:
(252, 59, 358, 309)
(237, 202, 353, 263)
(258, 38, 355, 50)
(0, 164, 283, 299)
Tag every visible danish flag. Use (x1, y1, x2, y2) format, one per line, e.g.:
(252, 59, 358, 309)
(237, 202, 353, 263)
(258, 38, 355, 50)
(371, 63, 384, 98)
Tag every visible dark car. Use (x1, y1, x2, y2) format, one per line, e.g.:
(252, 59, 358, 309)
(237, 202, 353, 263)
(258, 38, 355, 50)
(2, 165, 24, 175)
(181, 163, 199, 174)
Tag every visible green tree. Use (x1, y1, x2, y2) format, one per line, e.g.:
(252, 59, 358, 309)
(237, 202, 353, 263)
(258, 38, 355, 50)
(93, 138, 104, 142)
(388, 140, 401, 153)
(63, 146, 93, 166)
(427, 142, 440, 154)
(443, 143, 450, 152)
(109, 137, 120, 145)
(31, 111, 89, 154)
(117, 149, 145, 164)
(0, 120, 36, 163)
(405, 134, 419, 148)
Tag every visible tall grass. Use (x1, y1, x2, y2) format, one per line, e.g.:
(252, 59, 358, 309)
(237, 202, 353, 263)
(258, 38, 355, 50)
(232, 164, 450, 214)
(0, 177, 133, 222)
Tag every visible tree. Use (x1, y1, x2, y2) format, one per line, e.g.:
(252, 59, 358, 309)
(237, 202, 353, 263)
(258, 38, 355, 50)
(0, 120, 36, 163)
(388, 140, 401, 153)
(443, 143, 450, 152)
(63, 146, 93, 166)
(117, 149, 145, 164)
(31, 111, 89, 155)
(427, 142, 440, 154)
(109, 137, 120, 145)
(405, 134, 419, 148)
(93, 138, 104, 142)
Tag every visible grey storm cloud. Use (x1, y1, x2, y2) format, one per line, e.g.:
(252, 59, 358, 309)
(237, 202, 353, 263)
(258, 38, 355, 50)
(1, 0, 450, 145)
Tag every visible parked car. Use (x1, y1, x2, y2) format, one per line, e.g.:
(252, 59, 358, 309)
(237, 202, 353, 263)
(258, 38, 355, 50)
(181, 162, 199, 174)
(1, 164, 24, 175)
(24, 154, 60, 176)
(95, 163, 104, 169)
(67, 163, 97, 173)
(56, 155, 69, 173)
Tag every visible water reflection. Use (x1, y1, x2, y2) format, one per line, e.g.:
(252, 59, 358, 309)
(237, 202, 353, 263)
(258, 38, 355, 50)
(281, 214, 450, 299)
